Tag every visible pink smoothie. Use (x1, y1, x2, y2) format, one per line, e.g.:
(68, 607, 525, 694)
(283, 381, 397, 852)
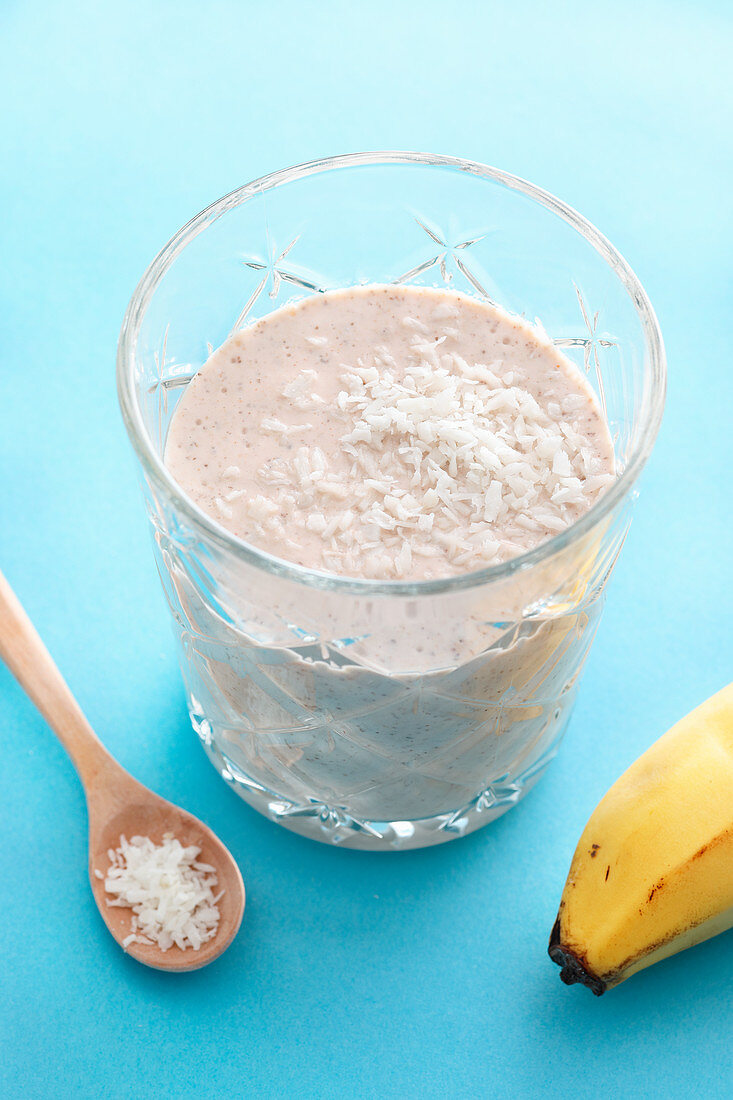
(165, 285, 614, 579)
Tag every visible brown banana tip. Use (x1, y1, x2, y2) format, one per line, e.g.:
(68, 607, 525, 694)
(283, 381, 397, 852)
(548, 917, 606, 997)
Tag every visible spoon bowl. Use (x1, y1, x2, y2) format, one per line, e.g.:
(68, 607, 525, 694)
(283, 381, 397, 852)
(89, 786, 245, 972)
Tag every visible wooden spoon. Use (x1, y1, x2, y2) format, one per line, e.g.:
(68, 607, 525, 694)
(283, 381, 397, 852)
(0, 569, 245, 971)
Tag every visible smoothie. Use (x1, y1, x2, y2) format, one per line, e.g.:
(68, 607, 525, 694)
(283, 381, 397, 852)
(165, 286, 614, 580)
(161, 286, 617, 843)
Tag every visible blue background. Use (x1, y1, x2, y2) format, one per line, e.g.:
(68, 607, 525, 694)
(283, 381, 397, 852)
(2, 2, 732, 1096)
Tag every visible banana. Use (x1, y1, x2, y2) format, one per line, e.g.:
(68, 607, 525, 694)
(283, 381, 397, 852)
(549, 683, 733, 994)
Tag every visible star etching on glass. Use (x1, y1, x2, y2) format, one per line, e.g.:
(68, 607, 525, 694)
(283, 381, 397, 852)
(394, 218, 496, 301)
(553, 286, 616, 418)
(231, 235, 326, 333)
(148, 325, 194, 443)
(148, 326, 195, 398)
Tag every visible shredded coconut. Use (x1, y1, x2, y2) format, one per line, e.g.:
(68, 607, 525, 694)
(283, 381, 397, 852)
(243, 346, 613, 578)
(100, 834, 223, 952)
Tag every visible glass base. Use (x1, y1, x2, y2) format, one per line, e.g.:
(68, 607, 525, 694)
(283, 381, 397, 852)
(198, 730, 565, 850)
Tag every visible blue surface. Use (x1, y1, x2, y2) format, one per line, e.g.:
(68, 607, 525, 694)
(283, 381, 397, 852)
(2, 2, 732, 1097)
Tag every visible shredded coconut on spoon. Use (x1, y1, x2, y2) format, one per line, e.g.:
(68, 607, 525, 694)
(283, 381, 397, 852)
(97, 834, 223, 951)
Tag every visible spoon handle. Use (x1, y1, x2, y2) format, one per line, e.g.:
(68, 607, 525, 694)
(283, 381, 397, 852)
(0, 568, 113, 788)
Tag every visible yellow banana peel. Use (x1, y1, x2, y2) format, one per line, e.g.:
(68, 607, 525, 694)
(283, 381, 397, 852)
(549, 682, 733, 994)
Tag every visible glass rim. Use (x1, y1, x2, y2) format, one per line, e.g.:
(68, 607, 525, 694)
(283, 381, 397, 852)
(117, 150, 666, 598)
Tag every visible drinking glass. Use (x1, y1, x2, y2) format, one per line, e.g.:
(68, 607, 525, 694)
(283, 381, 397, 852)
(117, 153, 665, 849)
